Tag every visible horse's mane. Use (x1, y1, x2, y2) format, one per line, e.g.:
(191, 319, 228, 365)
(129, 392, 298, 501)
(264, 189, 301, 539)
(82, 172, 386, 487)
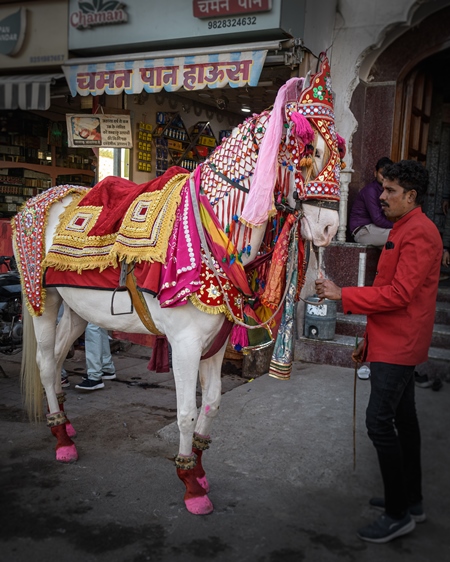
(200, 110, 271, 207)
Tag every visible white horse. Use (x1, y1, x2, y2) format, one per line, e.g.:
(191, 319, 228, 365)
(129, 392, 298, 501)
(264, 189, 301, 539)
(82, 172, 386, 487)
(16, 60, 342, 515)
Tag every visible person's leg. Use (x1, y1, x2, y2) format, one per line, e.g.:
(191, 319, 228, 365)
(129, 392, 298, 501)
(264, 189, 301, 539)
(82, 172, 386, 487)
(75, 323, 105, 390)
(84, 323, 104, 381)
(395, 373, 422, 507)
(366, 362, 416, 518)
(355, 224, 390, 247)
(99, 327, 115, 376)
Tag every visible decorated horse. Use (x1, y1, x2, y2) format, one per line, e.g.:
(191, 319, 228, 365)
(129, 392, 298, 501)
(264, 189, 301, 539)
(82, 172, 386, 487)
(13, 56, 343, 515)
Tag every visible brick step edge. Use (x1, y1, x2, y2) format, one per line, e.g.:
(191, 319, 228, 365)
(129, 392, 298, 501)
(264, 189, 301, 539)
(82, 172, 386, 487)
(295, 334, 450, 366)
(335, 314, 450, 347)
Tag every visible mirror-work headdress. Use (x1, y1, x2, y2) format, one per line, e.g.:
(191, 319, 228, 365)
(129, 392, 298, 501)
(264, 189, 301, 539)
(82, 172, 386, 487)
(284, 55, 342, 202)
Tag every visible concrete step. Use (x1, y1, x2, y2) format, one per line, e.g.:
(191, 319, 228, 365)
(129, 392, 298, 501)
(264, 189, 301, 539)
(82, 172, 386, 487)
(295, 334, 450, 378)
(437, 285, 450, 303)
(435, 300, 450, 324)
(336, 313, 366, 338)
(335, 313, 449, 349)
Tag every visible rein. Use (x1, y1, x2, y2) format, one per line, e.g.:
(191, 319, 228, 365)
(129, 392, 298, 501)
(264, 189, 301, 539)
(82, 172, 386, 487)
(207, 162, 250, 194)
(301, 199, 339, 211)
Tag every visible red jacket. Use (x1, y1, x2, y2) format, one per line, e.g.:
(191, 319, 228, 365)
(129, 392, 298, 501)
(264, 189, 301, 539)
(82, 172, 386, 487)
(342, 207, 442, 365)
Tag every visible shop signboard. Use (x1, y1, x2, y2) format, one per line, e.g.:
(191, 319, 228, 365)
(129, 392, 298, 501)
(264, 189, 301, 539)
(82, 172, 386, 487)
(0, 1, 68, 70)
(68, 0, 304, 54)
(193, 0, 272, 18)
(66, 114, 133, 148)
(63, 49, 267, 97)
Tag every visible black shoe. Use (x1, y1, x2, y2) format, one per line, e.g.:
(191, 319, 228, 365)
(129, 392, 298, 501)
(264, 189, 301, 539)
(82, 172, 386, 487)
(101, 372, 116, 380)
(61, 376, 70, 389)
(369, 497, 426, 522)
(357, 513, 415, 543)
(415, 372, 432, 388)
(75, 378, 105, 390)
(432, 377, 443, 391)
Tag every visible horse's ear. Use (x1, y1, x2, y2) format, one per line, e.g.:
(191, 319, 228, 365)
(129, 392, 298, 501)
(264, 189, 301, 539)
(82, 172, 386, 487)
(302, 71, 312, 91)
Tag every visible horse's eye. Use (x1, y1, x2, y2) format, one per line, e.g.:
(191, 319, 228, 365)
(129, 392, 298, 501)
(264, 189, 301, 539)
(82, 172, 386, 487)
(315, 150, 321, 158)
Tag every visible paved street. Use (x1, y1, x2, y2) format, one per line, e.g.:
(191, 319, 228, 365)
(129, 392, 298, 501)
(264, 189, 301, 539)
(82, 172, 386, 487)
(1, 343, 449, 562)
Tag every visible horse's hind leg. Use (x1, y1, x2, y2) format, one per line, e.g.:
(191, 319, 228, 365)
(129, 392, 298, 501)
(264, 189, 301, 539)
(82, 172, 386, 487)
(33, 290, 78, 463)
(192, 341, 228, 494)
(171, 343, 214, 515)
(54, 302, 88, 438)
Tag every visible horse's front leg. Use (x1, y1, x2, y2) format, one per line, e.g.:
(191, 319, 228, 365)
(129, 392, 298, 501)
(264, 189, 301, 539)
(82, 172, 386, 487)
(192, 340, 228, 494)
(33, 291, 78, 463)
(172, 343, 214, 515)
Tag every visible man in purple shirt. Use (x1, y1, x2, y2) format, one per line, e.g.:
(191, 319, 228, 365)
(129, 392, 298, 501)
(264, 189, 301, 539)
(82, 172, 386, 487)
(349, 157, 393, 247)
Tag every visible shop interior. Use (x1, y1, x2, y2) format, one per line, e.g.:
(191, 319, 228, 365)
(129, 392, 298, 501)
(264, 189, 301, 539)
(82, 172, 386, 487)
(0, 62, 294, 218)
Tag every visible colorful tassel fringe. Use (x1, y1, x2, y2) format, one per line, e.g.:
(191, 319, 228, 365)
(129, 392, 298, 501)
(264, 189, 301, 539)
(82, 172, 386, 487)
(230, 324, 249, 351)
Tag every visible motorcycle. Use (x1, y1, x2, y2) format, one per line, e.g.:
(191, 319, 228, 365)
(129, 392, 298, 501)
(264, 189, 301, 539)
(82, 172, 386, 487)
(0, 256, 23, 354)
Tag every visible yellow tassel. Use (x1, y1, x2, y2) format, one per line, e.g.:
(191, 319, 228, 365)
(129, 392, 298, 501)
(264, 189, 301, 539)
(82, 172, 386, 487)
(300, 156, 313, 168)
(255, 304, 277, 328)
(341, 161, 347, 170)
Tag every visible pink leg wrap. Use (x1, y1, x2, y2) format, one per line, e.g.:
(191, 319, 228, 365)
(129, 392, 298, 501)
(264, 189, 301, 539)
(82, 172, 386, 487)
(49, 422, 78, 463)
(176, 467, 213, 515)
(54, 394, 77, 438)
(192, 448, 210, 493)
(65, 423, 77, 439)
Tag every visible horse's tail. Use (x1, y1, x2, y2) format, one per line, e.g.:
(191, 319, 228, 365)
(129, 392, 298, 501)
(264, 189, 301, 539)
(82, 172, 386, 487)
(20, 304, 44, 422)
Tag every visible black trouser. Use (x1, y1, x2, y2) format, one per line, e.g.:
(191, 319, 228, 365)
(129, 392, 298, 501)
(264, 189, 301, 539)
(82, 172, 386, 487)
(366, 362, 422, 519)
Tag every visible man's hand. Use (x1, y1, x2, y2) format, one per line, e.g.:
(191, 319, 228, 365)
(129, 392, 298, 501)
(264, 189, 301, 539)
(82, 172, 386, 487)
(443, 249, 450, 267)
(352, 338, 365, 364)
(443, 199, 449, 215)
(315, 278, 342, 300)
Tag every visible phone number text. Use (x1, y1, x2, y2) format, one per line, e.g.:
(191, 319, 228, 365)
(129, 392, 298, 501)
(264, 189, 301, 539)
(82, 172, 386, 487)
(207, 16, 257, 29)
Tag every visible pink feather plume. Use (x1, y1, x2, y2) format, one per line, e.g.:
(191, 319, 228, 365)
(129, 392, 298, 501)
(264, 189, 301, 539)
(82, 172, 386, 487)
(290, 112, 315, 145)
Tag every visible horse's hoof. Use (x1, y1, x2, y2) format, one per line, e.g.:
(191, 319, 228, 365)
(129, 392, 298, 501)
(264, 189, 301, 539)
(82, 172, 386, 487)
(185, 495, 214, 515)
(196, 475, 210, 493)
(65, 423, 77, 438)
(56, 444, 78, 463)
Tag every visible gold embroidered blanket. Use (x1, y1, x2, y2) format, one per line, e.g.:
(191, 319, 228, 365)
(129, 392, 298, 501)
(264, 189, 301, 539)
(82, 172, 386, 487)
(42, 170, 189, 273)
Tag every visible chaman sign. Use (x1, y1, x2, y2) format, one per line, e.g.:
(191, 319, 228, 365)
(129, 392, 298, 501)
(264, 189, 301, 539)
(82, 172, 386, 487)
(70, 0, 128, 30)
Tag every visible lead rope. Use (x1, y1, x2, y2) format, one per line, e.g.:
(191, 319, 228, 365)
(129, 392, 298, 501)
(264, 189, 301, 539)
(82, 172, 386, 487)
(189, 176, 298, 331)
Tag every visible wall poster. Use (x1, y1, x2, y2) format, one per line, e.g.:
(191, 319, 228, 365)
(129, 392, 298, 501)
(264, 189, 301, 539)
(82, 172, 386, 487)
(66, 114, 133, 148)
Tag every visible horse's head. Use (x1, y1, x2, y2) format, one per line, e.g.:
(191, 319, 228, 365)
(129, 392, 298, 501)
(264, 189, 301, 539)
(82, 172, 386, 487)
(278, 56, 344, 246)
(238, 55, 343, 249)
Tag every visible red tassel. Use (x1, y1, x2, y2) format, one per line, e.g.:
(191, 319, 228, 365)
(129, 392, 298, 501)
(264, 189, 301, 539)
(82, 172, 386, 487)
(337, 133, 346, 158)
(147, 335, 170, 373)
(290, 112, 314, 145)
(230, 324, 249, 351)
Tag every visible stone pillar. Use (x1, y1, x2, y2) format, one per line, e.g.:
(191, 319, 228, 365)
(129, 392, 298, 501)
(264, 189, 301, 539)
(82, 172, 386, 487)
(337, 168, 353, 242)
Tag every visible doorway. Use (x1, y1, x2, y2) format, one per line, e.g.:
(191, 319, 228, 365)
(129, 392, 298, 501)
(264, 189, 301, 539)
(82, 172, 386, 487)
(392, 49, 450, 232)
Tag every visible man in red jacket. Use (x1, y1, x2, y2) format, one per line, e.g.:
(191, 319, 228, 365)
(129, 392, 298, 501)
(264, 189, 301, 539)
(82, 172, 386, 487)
(315, 160, 442, 544)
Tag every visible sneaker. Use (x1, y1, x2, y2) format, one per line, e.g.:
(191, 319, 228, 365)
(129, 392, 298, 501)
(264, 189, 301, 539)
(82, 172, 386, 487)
(357, 365, 370, 380)
(101, 372, 116, 380)
(369, 497, 426, 522)
(432, 377, 443, 391)
(415, 372, 433, 388)
(357, 513, 416, 543)
(61, 376, 70, 389)
(75, 378, 105, 390)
